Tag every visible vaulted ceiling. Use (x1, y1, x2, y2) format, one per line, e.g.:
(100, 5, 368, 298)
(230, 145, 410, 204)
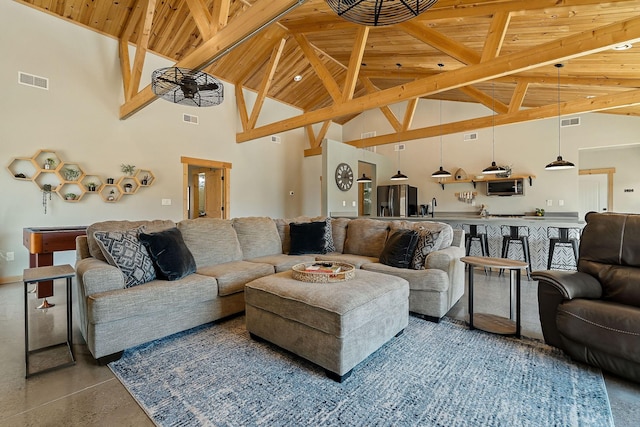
(17, 0, 640, 154)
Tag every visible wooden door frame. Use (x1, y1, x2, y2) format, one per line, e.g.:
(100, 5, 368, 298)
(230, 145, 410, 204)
(579, 167, 615, 212)
(181, 156, 232, 219)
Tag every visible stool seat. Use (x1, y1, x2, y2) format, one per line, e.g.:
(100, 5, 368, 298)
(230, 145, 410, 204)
(500, 225, 532, 280)
(547, 227, 580, 270)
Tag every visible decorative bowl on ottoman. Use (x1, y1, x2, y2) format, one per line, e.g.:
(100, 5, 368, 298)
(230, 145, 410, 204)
(291, 262, 356, 283)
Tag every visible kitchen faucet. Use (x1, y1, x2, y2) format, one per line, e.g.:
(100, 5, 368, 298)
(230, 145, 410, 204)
(431, 197, 437, 218)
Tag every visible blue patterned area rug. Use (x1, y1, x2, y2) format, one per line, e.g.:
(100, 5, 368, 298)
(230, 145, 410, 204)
(109, 315, 613, 426)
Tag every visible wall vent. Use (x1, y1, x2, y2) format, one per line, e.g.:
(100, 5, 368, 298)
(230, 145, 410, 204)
(361, 131, 376, 139)
(271, 135, 281, 144)
(363, 146, 376, 153)
(394, 143, 406, 151)
(561, 117, 580, 127)
(182, 113, 199, 125)
(18, 71, 49, 90)
(464, 132, 478, 141)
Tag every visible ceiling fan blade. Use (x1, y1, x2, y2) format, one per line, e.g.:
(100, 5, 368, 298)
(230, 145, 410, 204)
(198, 82, 219, 91)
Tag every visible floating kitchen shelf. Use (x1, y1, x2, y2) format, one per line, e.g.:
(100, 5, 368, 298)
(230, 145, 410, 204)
(434, 174, 535, 190)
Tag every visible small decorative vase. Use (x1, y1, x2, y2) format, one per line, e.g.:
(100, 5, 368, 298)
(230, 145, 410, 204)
(107, 178, 114, 184)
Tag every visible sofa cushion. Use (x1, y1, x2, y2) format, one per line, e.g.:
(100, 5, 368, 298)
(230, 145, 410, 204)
(343, 218, 389, 257)
(197, 261, 274, 296)
(389, 220, 454, 251)
(248, 254, 316, 273)
(139, 228, 196, 281)
(379, 229, 419, 269)
(178, 218, 242, 268)
(233, 217, 282, 259)
(330, 217, 350, 253)
(315, 253, 379, 269)
(93, 227, 156, 288)
(87, 219, 175, 262)
(362, 262, 450, 292)
(289, 221, 330, 255)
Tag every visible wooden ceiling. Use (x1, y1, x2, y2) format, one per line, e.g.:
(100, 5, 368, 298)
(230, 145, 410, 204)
(17, 0, 640, 152)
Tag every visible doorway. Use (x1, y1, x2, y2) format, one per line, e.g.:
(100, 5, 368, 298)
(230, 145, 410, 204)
(358, 161, 376, 216)
(181, 156, 231, 219)
(578, 168, 614, 220)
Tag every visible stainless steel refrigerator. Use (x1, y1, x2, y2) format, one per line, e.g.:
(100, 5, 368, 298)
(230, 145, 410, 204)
(377, 185, 418, 217)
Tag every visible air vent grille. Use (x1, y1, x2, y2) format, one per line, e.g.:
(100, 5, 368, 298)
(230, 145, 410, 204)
(363, 146, 376, 153)
(271, 135, 281, 144)
(464, 132, 478, 141)
(394, 143, 406, 151)
(18, 72, 49, 90)
(183, 113, 199, 125)
(361, 131, 376, 139)
(561, 117, 580, 127)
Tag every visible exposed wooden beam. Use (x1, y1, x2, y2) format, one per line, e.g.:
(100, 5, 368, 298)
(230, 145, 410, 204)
(293, 33, 342, 102)
(403, 98, 419, 131)
(185, 0, 213, 40)
(481, 11, 511, 62)
(248, 38, 287, 129)
(211, 0, 231, 35)
(509, 82, 530, 113)
(344, 89, 640, 148)
(120, 0, 305, 119)
(399, 21, 480, 65)
(236, 15, 640, 142)
(235, 85, 250, 132)
(361, 77, 402, 132)
(127, 0, 156, 102)
(342, 26, 369, 102)
(459, 86, 509, 114)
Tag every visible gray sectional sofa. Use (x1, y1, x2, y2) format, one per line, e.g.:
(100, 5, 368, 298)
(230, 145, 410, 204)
(75, 216, 465, 363)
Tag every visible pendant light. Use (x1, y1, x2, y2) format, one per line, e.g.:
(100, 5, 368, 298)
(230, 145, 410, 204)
(545, 64, 575, 170)
(432, 99, 452, 178)
(483, 83, 506, 175)
(390, 143, 408, 180)
(357, 173, 372, 183)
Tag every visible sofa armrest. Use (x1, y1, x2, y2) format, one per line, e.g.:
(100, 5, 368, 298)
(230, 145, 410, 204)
(425, 246, 464, 271)
(531, 270, 602, 300)
(76, 235, 90, 261)
(76, 257, 126, 296)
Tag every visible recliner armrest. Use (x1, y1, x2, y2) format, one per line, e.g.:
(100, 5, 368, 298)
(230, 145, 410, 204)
(531, 270, 602, 300)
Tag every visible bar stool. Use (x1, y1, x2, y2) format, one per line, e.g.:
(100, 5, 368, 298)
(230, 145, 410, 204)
(499, 225, 532, 280)
(464, 224, 490, 274)
(547, 227, 580, 270)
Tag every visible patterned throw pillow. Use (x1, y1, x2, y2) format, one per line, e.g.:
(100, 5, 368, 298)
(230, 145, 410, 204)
(94, 227, 156, 288)
(323, 218, 336, 253)
(411, 228, 441, 270)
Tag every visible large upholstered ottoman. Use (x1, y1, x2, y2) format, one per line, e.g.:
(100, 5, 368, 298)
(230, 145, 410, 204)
(244, 269, 409, 382)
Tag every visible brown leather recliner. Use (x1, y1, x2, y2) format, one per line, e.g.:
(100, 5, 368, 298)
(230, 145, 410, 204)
(532, 212, 640, 383)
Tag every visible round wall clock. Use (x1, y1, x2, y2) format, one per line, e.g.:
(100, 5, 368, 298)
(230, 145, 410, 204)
(335, 163, 354, 191)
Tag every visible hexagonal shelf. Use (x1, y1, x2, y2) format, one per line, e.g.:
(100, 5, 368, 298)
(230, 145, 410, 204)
(57, 183, 86, 202)
(58, 162, 85, 183)
(100, 185, 122, 203)
(81, 175, 103, 193)
(33, 170, 61, 192)
(118, 176, 139, 195)
(32, 149, 62, 172)
(8, 157, 38, 180)
(135, 169, 155, 187)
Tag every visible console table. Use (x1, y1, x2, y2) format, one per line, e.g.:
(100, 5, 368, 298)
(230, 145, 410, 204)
(23, 264, 76, 378)
(461, 256, 529, 338)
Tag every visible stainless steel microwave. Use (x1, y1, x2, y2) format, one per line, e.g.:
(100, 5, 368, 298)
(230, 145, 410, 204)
(486, 178, 524, 196)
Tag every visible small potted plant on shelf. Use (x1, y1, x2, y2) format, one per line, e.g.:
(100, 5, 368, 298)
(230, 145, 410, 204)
(108, 189, 116, 201)
(86, 182, 97, 191)
(535, 208, 545, 217)
(65, 193, 77, 201)
(63, 167, 81, 181)
(107, 177, 114, 184)
(141, 175, 150, 186)
(124, 183, 133, 193)
(121, 164, 136, 176)
(44, 158, 56, 170)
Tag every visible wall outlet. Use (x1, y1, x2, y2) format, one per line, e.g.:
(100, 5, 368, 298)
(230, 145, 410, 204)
(342, 200, 346, 207)
(352, 201, 356, 207)
(162, 198, 172, 206)
(558, 199, 564, 206)
(546, 199, 553, 207)
(6, 252, 14, 261)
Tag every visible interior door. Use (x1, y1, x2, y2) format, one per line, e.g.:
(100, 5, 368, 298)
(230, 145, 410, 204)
(579, 173, 608, 220)
(204, 169, 223, 218)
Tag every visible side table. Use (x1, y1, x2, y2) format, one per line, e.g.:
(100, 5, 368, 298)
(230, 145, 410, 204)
(461, 256, 528, 338)
(23, 264, 76, 378)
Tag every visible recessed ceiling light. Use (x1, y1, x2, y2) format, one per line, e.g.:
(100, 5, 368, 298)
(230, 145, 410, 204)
(293, 75, 302, 82)
(585, 95, 596, 99)
(612, 43, 633, 51)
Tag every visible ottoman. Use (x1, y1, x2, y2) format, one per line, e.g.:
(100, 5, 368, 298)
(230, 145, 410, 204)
(245, 269, 409, 382)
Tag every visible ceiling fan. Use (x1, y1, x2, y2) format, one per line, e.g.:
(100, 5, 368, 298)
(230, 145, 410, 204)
(151, 67, 224, 107)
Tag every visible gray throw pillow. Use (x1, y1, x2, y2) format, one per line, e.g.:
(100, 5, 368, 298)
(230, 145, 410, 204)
(94, 227, 156, 287)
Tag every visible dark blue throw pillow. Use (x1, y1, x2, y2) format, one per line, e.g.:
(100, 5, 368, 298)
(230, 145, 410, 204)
(379, 229, 420, 269)
(139, 228, 196, 281)
(289, 221, 327, 255)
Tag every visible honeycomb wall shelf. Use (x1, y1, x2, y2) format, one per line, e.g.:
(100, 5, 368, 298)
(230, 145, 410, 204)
(8, 149, 154, 204)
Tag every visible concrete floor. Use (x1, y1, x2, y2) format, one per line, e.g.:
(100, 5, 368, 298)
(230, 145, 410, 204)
(0, 270, 638, 426)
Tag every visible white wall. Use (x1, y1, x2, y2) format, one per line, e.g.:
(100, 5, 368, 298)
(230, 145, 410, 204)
(342, 99, 640, 215)
(0, 2, 340, 279)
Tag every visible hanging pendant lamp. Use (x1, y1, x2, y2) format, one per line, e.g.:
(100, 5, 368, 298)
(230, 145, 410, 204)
(391, 145, 408, 180)
(432, 99, 452, 178)
(357, 173, 372, 183)
(483, 83, 506, 175)
(325, 0, 439, 27)
(545, 64, 575, 170)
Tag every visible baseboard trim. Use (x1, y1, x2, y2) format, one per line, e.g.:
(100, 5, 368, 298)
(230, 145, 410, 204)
(0, 276, 22, 285)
